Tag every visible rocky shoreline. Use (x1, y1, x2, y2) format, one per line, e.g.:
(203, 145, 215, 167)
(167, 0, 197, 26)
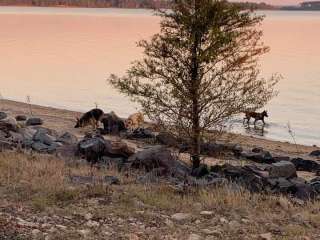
(1, 99, 320, 240)
(1, 99, 320, 201)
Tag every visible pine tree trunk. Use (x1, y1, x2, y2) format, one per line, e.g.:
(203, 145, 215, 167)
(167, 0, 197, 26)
(191, 109, 201, 169)
(190, 0, 201, 170)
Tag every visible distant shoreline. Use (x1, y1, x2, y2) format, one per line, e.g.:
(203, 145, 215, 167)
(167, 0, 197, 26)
(1, 4, 320, 12)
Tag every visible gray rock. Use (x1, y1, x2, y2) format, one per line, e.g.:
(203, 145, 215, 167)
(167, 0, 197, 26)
(252, 147, 264, 153)
(291, 158, 320, 173)
(0, 118, 18, 133)
(26, 117, 43, 126)
(56, 132, 78, 145)
(267, 177, 295, 191)
(201, 143, 224, 156)
(273, 155, 291, 162)
(104, 139, 135, 158)
(171, 213, 191, 221)
(310, 150, 320, 157)
(15, 115, 27, 121)
(33, 129, 55, 146)
(47, 142, 61, 153)
(21, 139, 34, 148)
(211, 164, 266, 192)
(294, 183, 315, 200)
(32, 142, 49, 152)
(0, 112, 7, 120)
(77, 135, 106, 163)
(8, 131, 24, 143)
(128, 145, 190, 176)
(309, 177, 320, 193)
(269, 161, 297, 179)
(241, 150, 274, 164)
(200, 211, 214, 216)
(19, 127, 37, 140)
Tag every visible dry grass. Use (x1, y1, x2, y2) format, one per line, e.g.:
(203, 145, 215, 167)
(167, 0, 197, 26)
(1, 151, 320, 239)
(0, 152, 123, 211)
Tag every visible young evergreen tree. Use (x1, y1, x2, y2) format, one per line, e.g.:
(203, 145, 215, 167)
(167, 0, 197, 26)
(108, 0, 278, 169)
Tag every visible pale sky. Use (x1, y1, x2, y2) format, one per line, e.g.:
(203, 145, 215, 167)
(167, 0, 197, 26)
(236, 0, 303, 6)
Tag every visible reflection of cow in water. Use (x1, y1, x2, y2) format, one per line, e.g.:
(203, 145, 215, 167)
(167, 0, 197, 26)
(243, 110, 269, 126)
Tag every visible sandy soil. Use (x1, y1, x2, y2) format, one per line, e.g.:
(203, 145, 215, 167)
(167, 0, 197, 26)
(0, 99, 318, 160)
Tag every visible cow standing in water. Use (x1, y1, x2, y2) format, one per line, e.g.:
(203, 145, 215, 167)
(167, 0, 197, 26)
(243, 110, 269, 126)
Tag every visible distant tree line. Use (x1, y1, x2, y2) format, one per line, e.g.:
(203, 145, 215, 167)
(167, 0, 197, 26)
(0, 0, 171, 8)
(233, 2, 278, 10)
(0, 0, 277, 10)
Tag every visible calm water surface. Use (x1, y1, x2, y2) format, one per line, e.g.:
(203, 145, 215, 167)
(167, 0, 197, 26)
(0, 7, 319, 145)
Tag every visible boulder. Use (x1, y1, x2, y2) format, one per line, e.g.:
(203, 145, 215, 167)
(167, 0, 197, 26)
(241, 150, 274, 164)
(267, 177, 296, 193)
(273, 155, 291, 162)
(310, 150, 320, 157)
(104, 140, 135, 158)
(210, 164, 267, 192)
(128, 145, 190, 176)
(232, 144, 243, 158)
(31, 142, 49, 152)
(252, 147, 264, 153)
(26, 117, 43, 126)
(269, 161, 297, 179)
(309, 177, 320, 193)
(0, 118, 18, 133)
(156, 132, 179, 147)
(18, 127, 37, 140)
(77, 135, 106, 163)
(8, 131, 24, 143)
(15, 115, 27, 121)
(293, 183, 316, 200)
(291, 158, 320, 173)
(33, 129, 55, 146)
(46, 142, 62, 153)
(0, 112, 7, 120)
(32, 126, 58, 137)
(56, 132, 78, 145)
(201, 143, 224, 156)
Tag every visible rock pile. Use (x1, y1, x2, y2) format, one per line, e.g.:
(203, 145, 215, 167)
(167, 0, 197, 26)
(76, 133, 135, 164)
(0, 112, 77, 153)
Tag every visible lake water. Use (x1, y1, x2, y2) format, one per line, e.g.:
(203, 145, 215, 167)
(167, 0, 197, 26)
(0, 7, 319, 146)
